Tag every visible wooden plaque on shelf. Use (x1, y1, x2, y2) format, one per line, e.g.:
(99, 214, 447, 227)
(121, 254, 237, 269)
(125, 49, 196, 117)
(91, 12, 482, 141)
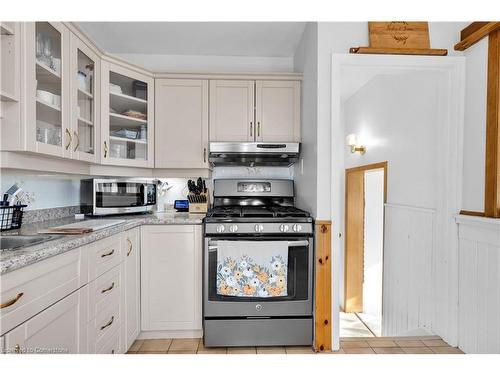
(368, 22, 430, 49)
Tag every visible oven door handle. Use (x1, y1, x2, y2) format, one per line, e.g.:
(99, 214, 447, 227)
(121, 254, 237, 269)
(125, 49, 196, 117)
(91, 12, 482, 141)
(208, 240, 309, 251)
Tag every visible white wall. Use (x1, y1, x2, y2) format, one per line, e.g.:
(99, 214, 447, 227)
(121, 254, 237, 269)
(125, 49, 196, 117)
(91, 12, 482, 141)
(344, 73, 440, 207)
(363, 169, 384, 319)
(293, 22, 318, 216)
(115, 53, 294, 73)
(0, 170, 81, 210)
(462, 38, 488, 212)
(456, 216, 500, 353)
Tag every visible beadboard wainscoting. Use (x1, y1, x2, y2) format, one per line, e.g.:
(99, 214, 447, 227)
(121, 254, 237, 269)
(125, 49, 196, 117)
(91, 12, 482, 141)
(456, 215, 500, 354)
(382, 204, 435, 336)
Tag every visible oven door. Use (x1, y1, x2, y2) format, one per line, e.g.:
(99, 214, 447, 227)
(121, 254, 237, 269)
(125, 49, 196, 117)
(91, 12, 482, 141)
(93, 180, 156, 215)
(203, 236, 313, 317)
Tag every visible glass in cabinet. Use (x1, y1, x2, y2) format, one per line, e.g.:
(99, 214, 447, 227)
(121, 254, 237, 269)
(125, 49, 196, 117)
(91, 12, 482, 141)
(70, 34, 99, 162)
(101, 61, 154, 167)
(26, 22, 70, 157)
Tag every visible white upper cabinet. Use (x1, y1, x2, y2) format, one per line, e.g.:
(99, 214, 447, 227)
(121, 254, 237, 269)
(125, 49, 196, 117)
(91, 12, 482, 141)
(100, 61, 154, 168)
(255, 80, 300, 142)
(70, 34, 100, 163)
(25, 22, 71, 158)
(155, 79, 209, 168)
(209, 80, 255, 142)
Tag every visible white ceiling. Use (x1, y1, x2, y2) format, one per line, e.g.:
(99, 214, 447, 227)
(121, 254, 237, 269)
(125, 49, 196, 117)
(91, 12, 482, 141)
(77, 22, 306, 57)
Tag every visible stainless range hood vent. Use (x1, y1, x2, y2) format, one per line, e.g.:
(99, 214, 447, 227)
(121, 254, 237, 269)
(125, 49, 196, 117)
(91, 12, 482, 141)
(209, 142, 300, 167)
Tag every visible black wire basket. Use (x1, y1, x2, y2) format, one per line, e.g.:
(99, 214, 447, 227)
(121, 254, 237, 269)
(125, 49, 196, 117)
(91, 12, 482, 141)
(0, 205, 27, 231)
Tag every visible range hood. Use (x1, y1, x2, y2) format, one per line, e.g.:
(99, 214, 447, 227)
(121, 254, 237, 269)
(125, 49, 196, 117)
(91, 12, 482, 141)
(209, 142, 300, 167)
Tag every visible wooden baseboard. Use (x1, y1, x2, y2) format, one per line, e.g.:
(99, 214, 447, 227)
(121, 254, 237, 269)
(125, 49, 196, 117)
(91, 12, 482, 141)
(314, 220, 332, 352)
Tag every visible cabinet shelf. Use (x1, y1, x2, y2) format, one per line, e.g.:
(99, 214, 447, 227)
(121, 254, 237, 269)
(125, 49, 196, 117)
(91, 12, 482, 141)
(110, 91, 147, 113)
(1, 91, 18, 102)
(78, 116, 93, 126)
(109, 113, 147, 127)
(0, 23, 14, 35)
(77, 88, 93, 99)
(36, 61, 61, 83)
(36, 99, 61, 125)
(110, 136, 147, 145)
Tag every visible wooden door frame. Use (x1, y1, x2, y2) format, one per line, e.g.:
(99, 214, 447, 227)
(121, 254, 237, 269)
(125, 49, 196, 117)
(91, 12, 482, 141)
(344, 162, 387, 314)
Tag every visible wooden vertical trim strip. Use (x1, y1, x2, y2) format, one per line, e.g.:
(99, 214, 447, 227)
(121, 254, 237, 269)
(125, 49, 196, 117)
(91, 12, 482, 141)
(314, 220, 332, 352)
(485, 30, 500, 218)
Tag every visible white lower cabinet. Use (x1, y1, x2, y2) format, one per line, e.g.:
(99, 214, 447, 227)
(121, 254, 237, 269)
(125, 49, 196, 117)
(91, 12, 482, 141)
(141, 225, 202, 334)
(122, 227, 140, 350)
(2, 286, 88, 354)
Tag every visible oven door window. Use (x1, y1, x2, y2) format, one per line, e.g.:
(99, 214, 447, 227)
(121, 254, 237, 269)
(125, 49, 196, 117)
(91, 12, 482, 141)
(208, 240, 309, 302)
(95, 182, 145, 208)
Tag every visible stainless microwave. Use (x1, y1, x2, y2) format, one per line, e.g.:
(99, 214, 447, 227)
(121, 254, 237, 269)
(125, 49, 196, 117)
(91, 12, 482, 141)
(81, 178, 157, 216)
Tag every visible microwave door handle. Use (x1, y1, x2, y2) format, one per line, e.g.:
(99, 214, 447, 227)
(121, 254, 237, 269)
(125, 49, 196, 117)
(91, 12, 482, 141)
(141, 184, 147, 206)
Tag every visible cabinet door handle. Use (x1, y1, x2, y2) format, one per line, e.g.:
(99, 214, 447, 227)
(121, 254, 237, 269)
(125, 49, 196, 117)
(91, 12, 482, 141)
(250, 122, 253, 137)
(100, 315, 114, 331)
(101, 282, 115, 294)
(73, 131, 80, 152)
(65, 129, 72, 150)
(203, 147, 207, 163)
(104, 141, 108, 158)
(101, 249, 114, 258)
(1, 292, 24, 309)
(14, 344, 21, 354)
(257, 122, 261, 137)
(126, 238, 132, 256)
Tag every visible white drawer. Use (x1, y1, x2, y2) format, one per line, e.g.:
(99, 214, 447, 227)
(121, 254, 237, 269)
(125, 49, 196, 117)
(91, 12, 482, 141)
(0, 248, 86, 336)
(96, 323, 120, 354)
(87, 264, 121, 322)
(87, 291, 120, 350)
(89, 234, 122, 282)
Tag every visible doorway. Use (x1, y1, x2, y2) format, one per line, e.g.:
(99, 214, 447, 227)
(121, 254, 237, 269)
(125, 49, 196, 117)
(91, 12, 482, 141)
(342, 162, 387, 337)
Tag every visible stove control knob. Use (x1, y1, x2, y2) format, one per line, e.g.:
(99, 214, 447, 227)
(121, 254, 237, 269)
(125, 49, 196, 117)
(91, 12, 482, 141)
(280, 224, 289, 232)
(229, 224, 239, 233)
(254, 224, 264, 233)
(292, 224, 303, 232)
(216, 225, 225, 233)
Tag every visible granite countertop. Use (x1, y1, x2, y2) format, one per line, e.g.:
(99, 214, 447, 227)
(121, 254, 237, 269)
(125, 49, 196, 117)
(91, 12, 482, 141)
(0, 212, 205, 275)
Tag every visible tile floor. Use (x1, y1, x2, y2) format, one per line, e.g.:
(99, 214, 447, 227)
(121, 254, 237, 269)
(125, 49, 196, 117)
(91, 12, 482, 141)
(126, 336, 464, 354)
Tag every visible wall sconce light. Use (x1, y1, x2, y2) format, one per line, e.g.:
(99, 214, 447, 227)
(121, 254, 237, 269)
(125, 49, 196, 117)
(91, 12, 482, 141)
(346, 133, 366, 155)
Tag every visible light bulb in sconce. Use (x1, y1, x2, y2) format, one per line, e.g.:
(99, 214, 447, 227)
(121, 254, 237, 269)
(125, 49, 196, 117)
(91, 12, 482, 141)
(346, 133, 366, 155)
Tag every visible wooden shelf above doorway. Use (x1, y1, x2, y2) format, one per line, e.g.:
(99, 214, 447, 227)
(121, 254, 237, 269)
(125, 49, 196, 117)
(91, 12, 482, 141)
(349, 47, 448, 56)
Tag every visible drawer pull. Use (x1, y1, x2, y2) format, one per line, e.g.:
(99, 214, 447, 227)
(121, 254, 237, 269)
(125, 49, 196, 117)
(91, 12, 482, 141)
(1, 292, 24, 309)
(126, 238, 132, 257)
(14, 344, 21, 354)
(101, 282, 115, 294)
(100, 315, 114, 331)
(101, 249, 115, 258)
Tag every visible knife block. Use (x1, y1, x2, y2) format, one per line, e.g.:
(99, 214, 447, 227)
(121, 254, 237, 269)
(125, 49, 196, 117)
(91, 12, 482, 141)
(187, 190, 210, 213)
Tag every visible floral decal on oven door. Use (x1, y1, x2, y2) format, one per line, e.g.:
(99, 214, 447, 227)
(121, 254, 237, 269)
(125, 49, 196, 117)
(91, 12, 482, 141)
(217, 255, 288, 297)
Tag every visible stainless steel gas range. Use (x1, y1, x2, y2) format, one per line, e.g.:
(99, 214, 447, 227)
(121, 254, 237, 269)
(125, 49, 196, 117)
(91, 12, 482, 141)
(203, 179, 314, 347)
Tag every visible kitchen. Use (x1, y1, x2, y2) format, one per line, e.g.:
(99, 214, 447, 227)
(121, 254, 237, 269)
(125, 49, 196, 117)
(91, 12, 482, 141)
(1, 6, 500, 370)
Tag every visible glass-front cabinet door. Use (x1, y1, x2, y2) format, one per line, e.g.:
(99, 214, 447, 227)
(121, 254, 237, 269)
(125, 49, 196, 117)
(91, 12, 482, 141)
(70, 33, 99, 162)
(25, 22, 70, 158)
(101, 61, 154, 168)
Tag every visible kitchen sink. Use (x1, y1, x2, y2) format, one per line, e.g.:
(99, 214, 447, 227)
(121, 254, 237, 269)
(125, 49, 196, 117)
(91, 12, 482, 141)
(0, 235, 58, 250)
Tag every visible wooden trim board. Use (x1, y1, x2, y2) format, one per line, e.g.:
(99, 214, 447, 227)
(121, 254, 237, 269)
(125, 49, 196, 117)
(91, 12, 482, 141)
(485, 30, 500, 217)
(314, 220, 332, 352)
(350, 47, 448, 56)
(454, 22, 500, 51)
